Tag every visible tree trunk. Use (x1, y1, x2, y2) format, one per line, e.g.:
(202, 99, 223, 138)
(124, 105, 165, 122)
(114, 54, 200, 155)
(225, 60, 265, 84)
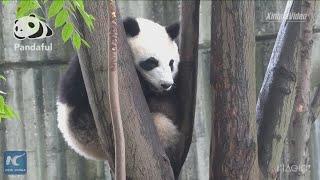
(210, 1, 258, 179)
(76, 1, 174, 179)
(285, 1, 316, 179)
(256, 1, 302, 179)
(174, 0, 199, 177)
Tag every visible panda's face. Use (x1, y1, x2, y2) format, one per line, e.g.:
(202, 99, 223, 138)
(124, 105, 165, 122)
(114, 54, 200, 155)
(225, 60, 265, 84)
(124, 18, 180, 92)
(14, 14, 53, 40)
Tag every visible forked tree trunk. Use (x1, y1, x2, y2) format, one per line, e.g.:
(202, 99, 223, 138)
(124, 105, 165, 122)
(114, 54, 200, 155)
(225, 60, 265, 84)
(76, 1, 174, 179)
(257, 1, 302, 179)
(285, 1, 316, 180)
(210, 1, 258, 179)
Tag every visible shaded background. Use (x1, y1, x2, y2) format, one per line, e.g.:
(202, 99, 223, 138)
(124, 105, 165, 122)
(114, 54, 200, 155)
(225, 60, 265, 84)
(0, 1, 319, 180)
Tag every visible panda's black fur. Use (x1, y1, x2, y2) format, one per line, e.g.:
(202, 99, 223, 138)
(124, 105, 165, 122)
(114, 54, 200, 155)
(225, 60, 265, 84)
(123, 17, 140, 37)
(60, 56, 101, 142)
(57, 17, 181, 167)
(59, 56, 88, 108)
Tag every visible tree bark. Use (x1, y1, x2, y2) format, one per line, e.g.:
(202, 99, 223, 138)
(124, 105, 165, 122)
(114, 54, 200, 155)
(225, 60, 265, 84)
(285, 1, 316, 179)
(76, 1, 174, 179)
(174, 0, 199, 177)
(256, 1, 302, 179)
(210, 1, 258, 179)
(107, 1, 126, 179)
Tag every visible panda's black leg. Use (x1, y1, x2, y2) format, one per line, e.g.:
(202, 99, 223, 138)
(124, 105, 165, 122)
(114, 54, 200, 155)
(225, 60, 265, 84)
(58, 55, 90, 110)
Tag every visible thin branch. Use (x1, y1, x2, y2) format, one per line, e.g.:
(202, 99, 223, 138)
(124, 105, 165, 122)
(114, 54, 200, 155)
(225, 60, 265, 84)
(107, 1, 125, 179)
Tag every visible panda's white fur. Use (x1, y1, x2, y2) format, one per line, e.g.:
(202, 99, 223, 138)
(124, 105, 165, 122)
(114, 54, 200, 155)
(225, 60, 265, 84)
(14, 14, 53, 40)
(128, 18, 180, 92)
(152, 113, 179, 149)
(57, 17, 180, 160)
(57, 102, 106, 160)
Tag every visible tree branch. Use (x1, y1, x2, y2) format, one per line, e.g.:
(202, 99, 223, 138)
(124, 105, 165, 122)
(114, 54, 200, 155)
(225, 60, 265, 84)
(107, 1, 126, 179)
(256, 1, 302, 178)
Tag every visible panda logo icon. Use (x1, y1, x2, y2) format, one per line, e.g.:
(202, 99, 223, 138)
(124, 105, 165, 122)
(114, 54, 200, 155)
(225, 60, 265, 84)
(14, 14, 53, 40)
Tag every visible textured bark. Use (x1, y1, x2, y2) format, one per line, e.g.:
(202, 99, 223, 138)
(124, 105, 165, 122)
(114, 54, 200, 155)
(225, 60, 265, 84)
(107, 1, 126, 179)
(175, 0, 199, 177)
(210, 1, 257, 179)
(77, 1, 174, 179)
(285, 1, 316, 179)
(256, 1, 302, 179)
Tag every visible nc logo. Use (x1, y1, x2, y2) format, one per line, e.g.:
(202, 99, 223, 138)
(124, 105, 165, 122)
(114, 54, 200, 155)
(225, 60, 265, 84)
(3, 151, 27, 175)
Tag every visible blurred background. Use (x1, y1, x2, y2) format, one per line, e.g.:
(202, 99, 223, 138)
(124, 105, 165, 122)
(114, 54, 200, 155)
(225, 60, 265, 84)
(0, 1, 319, 180)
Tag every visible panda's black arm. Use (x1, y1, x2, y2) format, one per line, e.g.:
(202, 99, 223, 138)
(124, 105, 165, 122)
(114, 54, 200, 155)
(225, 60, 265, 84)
(58, 55, 90, 109)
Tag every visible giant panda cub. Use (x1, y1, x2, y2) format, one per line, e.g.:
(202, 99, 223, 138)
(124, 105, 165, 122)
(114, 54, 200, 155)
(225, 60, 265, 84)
(57, 17, 180, 161)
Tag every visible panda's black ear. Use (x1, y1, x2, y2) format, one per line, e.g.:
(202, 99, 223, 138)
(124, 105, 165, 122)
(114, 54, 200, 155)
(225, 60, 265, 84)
(29, 14, 36, 17)
(123, 17, 140, 37)
(166, 22, 180, 40)
(15, 19, 18, 24)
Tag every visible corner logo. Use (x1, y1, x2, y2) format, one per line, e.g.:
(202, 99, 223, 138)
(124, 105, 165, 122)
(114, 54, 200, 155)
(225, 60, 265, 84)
(3, 151, 27, 175)
(14, 14, 53, 40)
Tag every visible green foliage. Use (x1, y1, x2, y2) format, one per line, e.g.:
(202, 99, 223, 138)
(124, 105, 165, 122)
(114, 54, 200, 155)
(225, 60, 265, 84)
(62, 22, 73, 42)
(48, 0, 64, 18)
(72, 0, 95, 31)
(55, 9, 68, 28)
(17, 0, 41, 18)
(72, 32, 81, 49)
(1, 0, 9, 6)
(3, 0, 95, 50)
(0, 75, 19, 122)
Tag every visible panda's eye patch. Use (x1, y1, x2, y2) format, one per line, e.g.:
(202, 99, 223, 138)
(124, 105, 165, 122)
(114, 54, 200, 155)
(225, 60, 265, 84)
(139, 57, 159, 71)
(15, 26, 18, 31)
(28, 22, 35, 28)
(169, 60, 174, 71)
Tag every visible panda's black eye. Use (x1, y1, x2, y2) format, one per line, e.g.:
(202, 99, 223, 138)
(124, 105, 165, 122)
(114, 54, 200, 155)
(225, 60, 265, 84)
(15, 26, 18, 31)
(139, 57, 159, 71)
(169, 60, 174, 71)
(28, 22, 35, 28)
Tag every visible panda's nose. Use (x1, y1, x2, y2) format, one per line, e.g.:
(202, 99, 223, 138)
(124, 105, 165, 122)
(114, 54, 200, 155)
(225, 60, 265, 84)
(161, 83, 172, 90)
